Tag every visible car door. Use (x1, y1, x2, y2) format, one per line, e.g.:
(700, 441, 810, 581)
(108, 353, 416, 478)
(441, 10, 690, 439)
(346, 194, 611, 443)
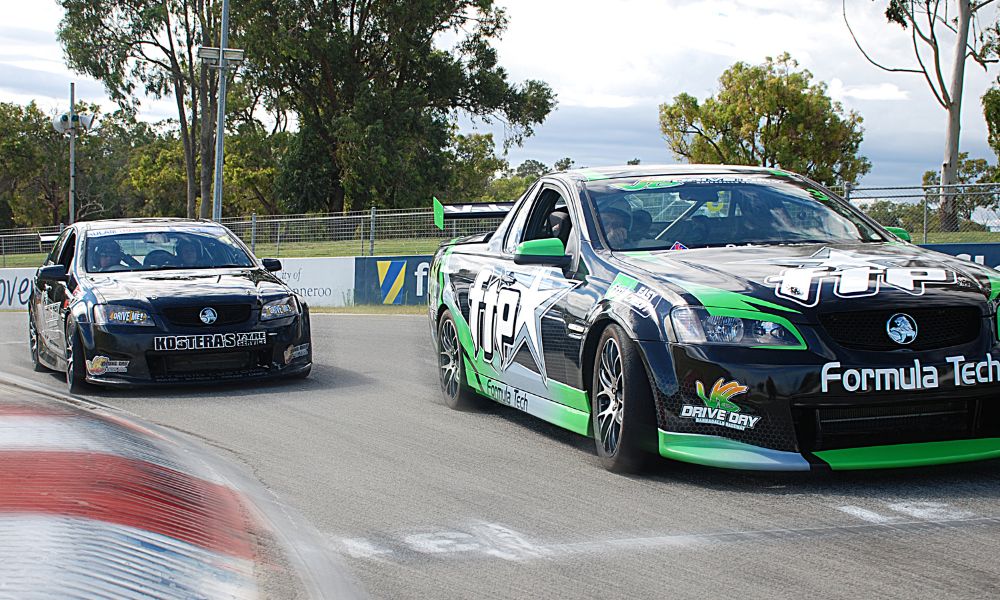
(462, 180, 592, 422)
(38, 229, 77, 353)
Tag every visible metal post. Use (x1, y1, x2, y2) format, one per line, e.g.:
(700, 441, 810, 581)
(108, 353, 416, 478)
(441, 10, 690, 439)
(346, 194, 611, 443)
(923, 194, 929, 244)
(276, 223, 281, 257)
(68, 82, 76, 225)
(843, 181, 852, 203)
(2, 236, 6, 269)
(211, 0, 232, 222)
(369, 205, 376, 257)
(250, 212, 257, 254)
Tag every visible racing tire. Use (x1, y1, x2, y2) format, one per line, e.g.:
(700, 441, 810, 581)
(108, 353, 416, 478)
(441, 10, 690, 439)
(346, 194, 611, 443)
(591, 324, 657, 473)
(29, 312, 47, 372)
(437, 310, 480, 410)
(65, 319, 88, 394)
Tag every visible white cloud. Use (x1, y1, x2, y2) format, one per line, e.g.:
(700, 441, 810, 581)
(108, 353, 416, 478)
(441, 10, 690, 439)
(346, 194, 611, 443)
(828, 79, 909, 101)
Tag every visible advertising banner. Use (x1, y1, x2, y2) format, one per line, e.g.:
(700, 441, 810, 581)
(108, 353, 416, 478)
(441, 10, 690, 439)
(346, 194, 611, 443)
(273, 257, 356, 307)
(0, 268, 38, 309)
(353, 255, 434, 305)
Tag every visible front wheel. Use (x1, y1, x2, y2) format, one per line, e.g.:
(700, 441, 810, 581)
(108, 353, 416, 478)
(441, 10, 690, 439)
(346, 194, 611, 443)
(437, 311, 480, 410)
(65, 320, 88, 394)
(591, 324, 657, 473)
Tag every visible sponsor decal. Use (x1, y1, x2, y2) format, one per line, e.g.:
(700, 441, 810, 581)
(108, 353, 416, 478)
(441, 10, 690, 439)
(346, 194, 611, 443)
(86, 355, 129, 376)
(153, 332, 267, 351)
(284, 343, 310, 363)
(468, 267, 579, 381)
(377, 260, 407, 305)
(199, 307, 218, 325)
(110, 309, 150, 324)
(670, 241, 688, 251)
(605, 274, 659, 317)
(741, 248, 956, 307)
(483, 378, 531, 412)
(610, 180, 683, 192)
(821, 354, 1000, 393)
(680, 378, 760, 431)
(886, 313, 917, 345)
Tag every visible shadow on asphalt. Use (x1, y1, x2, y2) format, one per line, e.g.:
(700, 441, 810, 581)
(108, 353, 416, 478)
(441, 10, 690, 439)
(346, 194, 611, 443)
(45, 362, 375, 401)
(448, 392, 1000, 501)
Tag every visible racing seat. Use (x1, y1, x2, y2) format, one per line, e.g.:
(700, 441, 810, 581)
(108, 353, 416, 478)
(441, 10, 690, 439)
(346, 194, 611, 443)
(547, 211, 572, 247)
(143, 249, 175, 268)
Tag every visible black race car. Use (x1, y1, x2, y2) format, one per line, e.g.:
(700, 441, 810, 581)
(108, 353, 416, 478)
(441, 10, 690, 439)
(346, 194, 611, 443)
(428, 165, 1000, 472)
(29, 219, 311, 391)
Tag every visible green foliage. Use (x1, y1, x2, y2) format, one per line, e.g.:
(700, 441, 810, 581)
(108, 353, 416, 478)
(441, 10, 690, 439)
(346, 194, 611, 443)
(515, 159, 548, 178)
(553, 157, 575, 171)
(658, 53, 871, 187)
(236, 0, 555, 210)
(441, 133, 508, 203)
(921, 152, 1000, 222)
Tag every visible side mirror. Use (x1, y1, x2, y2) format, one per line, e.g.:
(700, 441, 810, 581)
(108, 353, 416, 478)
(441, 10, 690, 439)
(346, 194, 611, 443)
(261, 258, 282, 272)
(513, 238, 571, 268)
(884, 226, 911, 242)
(38, 264, 68, 283)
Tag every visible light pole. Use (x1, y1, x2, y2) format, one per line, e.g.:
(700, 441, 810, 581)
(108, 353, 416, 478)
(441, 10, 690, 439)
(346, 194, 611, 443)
(199, 0, 244, 222)
(51, 83, 93, 224)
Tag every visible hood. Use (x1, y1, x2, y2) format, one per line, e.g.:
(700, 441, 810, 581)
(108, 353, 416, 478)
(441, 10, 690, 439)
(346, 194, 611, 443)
(613, 243, 1000, 320)
(86, 268, 290, 308)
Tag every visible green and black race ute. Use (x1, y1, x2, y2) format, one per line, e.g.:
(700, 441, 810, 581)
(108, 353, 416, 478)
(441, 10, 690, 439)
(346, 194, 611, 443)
(427, 165, 1000, 472)
(29, 219, 311, 391)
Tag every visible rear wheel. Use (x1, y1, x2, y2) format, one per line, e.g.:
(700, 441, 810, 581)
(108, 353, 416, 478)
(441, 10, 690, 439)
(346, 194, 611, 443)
(65, 320, 88, 394)
(591, 324, 657, 473)
(28, 313, 47, 372)
(437, 311, 480, 410)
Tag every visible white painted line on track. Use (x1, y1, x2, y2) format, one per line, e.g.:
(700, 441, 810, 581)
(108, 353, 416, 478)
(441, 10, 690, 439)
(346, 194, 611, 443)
(838, 506, 905, 524)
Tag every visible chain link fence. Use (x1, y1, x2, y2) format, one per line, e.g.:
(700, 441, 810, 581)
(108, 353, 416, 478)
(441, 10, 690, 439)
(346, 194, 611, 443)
(842, 182, 1000, 244)
(4, 183, 1000, 268)
(0, 208, 502, 268)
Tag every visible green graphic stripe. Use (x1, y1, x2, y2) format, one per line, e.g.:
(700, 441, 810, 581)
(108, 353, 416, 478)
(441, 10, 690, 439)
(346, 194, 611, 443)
(471, 374, 591, 436)
(671, 279, 799, 314)
(814, 438, 1000, 471)
(987, 270, 1000, 302)
(609, 273, 639, 291)
(548, 379, 590, 413)
(658, 430, 810, 471)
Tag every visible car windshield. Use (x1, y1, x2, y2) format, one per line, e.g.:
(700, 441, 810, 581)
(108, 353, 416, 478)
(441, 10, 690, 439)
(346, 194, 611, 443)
(84, 227, 255, 273)
(586, 174, 887, 250)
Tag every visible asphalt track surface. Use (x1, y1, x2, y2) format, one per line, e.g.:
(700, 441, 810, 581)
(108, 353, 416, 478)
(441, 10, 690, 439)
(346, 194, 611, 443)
(1, 310, 999, 599)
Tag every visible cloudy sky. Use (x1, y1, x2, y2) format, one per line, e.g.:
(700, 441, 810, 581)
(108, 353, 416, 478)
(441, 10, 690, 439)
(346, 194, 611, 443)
(2, 0, 998, 187)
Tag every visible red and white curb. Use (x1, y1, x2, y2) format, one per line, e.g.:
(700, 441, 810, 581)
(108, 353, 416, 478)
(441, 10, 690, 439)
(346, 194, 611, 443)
(0, 378, 359, 599)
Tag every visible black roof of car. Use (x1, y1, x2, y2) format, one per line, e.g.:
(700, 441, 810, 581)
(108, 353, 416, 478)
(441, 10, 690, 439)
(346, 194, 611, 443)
(74, 218, 226, 231)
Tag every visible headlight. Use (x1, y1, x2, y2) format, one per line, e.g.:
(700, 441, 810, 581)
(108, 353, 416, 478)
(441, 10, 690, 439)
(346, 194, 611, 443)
(669, 306, 805, 349)
(93, 304, 154, 327)
(261, 296, 299, 320)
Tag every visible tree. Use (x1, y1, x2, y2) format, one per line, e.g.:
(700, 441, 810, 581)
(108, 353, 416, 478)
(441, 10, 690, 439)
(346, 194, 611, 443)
(659, 53, 871, 187)
(442, 133, 508, 203)
(921, 151, 1000, 222)
(553, 157, 575, 171)
(236, 0, 555, 211)
(58, 0, 222, 218)
(626, 158, 641, 165)
(844, 0, 999, 231)
(515, 159, 548, 178)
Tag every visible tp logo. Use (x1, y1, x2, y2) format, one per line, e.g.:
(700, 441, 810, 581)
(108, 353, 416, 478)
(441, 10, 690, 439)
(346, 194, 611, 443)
(377, 260, 406, 304)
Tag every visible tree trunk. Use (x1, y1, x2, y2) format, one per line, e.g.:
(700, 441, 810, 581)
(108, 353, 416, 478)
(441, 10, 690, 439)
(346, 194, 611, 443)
(199, 63, 216, 219)
(940, 0, 972, 233)
(174, 86, 198, 219)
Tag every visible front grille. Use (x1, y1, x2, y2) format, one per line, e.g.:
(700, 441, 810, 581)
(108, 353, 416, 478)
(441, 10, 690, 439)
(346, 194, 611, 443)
(819, 306, 981, 351)
(795, 399, 976, 451)
(161, 304, 252, 327)
(147, 349, 272, 379)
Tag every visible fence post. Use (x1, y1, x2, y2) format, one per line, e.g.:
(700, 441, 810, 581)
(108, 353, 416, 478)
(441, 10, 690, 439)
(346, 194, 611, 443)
(843, 182, 852, 203)
(250, 212, 257, 254)
(923, 195, 929, 244)
(276, 223, 282, 257)
(369, 205, 376, 257)
(1, 236, 5, 269)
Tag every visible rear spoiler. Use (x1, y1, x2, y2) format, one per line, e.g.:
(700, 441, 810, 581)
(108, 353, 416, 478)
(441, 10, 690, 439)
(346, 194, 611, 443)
(433, 197, 514, 230)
